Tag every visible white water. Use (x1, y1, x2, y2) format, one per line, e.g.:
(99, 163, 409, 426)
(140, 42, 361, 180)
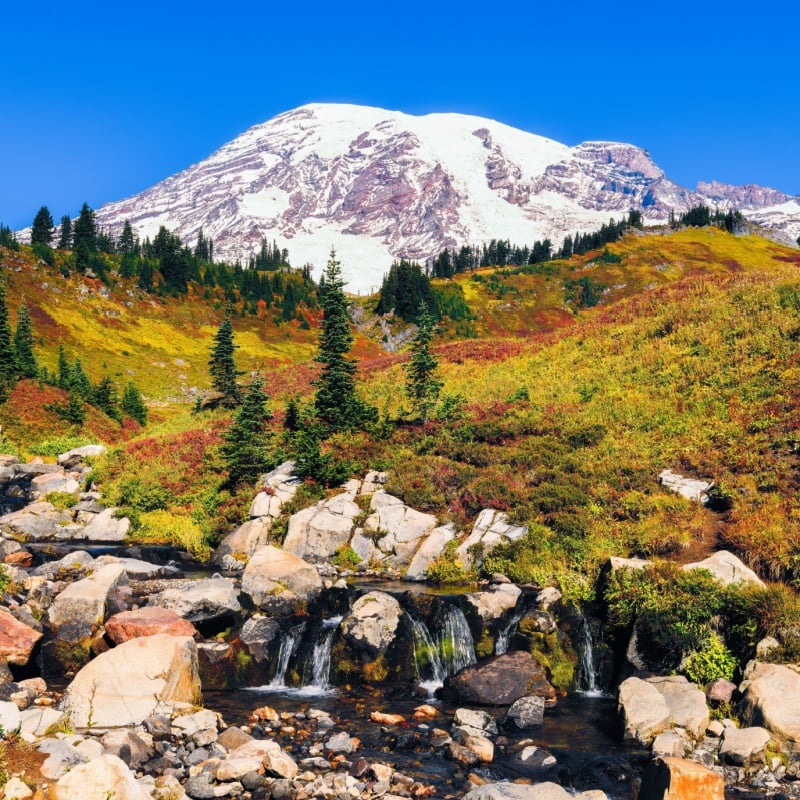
(268, 623, 305, 688)
(577, 614, 603, 696)
(411, 618, 447, 697)
(299, 615, 343, 695)
(495, 610, 523, 655)
(436, 606, 477, 676)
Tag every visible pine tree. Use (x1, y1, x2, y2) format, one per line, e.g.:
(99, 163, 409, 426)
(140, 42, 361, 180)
(208, 317, 240, 405)
(70, 357, 92, 398)
(57, 215, 72, 250)
(121, 381, 148, 425)
(57, 345, 71, 389)
(31, 206, 54, 246)
(53, 390, 86, 426)
(403, 301, 442, 423)
(72, 203, 97, 271)
(13, 301, 37, 378)
(92, 376, 121, 421)
(118, 221, 137, 256)
(313, 248, 375, 431)
(0, 274, 15, 392)
(220, 378, 273, 486)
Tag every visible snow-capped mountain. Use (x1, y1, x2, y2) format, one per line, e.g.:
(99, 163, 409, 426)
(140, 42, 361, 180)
(94, 103, 800, 294)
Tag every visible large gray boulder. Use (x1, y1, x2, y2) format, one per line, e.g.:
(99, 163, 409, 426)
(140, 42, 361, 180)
(739, 661, 800, 752)
(404, 523, 456, 580)
(464, 584, 521, 623)
(59, 634, 201, 728)
(51, 753, 150, 800)
(58, 445, 107, 467)
(29, 470, 80, 498)
(212, 517, 271, 569)
(47, 563, 129, 633)
(0, 501, 79, 540)
(683, 550, 764, 587)
(464, 783, 607, 800)
(618, 677, 672, 744)
(240, 545, 322, 614)
(77, 507, 130, 542)
(456, 509, 527, 569)
(341, 591, 402, 656)
(149, 577, 241, 623)
(646, 676, 709, 739)
(719, 725, 773, 765)
(283, 492, 361, 562)
(658, 469, 712, 502)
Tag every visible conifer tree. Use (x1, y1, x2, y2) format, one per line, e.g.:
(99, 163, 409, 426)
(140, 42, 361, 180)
(121, 381, 148, 425)
(13, 301, 37, 378)
(0, 274, 15, 392)
(118, 221, 137, 256)
(53, 390, 86, 426)
(403, 301, 442, 423)
(208, 317, 240, 406)
(72, 203, 97, 271)
(57, 345, 71, 389)
(313, 248, 375, 431)
(92, 376, 121, 421)
(57, 215, 72, 250)
(31, 206, 54, 246)
(70, 357, 92, 398)
(220, 378, 273, 486)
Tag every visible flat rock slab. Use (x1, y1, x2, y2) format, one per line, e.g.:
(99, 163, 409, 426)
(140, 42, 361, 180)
(105, 607, 198, 643)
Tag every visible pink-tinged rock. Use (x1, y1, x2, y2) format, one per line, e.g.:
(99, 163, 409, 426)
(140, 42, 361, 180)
(105, 607, 198, 644)
(3, 550, 33, 568)
(0, 612, 43, 666)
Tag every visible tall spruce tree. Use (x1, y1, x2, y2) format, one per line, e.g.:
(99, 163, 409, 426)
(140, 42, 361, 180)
(208, 317, 240, 406)
(13, 301, 37, 378)
(403, 301, 442, 423)
(313, 248, 375, 431)
(0, 273, 15, 392)
(31, 206, 54, 246)
(57, 215, 72, 250)
(72, 203, 97, 271)
(220, 378, 273, 486)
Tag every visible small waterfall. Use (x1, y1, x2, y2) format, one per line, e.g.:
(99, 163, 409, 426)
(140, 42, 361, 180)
(495, 610, 523, 655)
(268, 623, 305, 688)
(411, 617, 447, 696)
(436, 605, 476, 676)
(577, 613, 602, 696)
(300, 615, 342, 693)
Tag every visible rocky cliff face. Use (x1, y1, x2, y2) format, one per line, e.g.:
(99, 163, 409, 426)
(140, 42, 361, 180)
(94, 103, 800, 293)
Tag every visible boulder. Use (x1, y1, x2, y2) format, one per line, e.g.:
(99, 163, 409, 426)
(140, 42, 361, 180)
(105, 607, 198, 643)
(59, 634, 201, 728)
(646, 676, 709, 739)
(341, 591, 402, 656)
(453, 707, 498, 737)
(706, 678, 736, 704)
(30, 470, 80, 497)
(51, 753, 150, 800)
(739, 661, 800, 752)
(150, 577, 241, 623)
(19, 706, 68, 739)
(404, 523, 456, 581)
(283, 492, 361, 562)
(47, 562, 129, 633)
(239, 615, 282, 663)
(443, 651, 555, 706)
(719, 725, 772, 765)
(658, 469, 712, 502)
(0, 609, 42, 665)
(464, 584, 522, 623)
(463, 783, 605, 800)
(93, 555, 181, 580)
(212, 517, 271, 568)
(0, 501, 78, 540)
(241, 545, 322, 614)
(456, 509, 527, 569)
(639, 756, 724, 800)
(0, 699, 21, 731)
(100, 729, 154, 767)
(57, 445, 107, 467)
(683, 550, 764, 587)
(618, 677, 671, 744)
(651, 730, 687, 758)
(505, 695, 546, 729)
(77, 507, 130, 542)
(33, 549, 95, 579)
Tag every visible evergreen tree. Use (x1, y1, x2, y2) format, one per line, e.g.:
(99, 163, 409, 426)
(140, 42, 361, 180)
(72, 203, 97, 271)
(403, 301, 442, 423)
(208, 317, 240, 405)
(220, 378, 273, 486)
(313, 249, 375, 431)
(31, 206, 54, 246)
(57, 215, 72, 250)
(69, 357, 92, 398)
(52, 390, 86, 426)
(0, 274, 15, 392)
(13, 301, 38, 378)
(57, 345, 71, 389)
(283, 396, 300, 432)
(121, 381, 148, 425)
(92, 376, 121, 421)
(118, 221, 137, 256)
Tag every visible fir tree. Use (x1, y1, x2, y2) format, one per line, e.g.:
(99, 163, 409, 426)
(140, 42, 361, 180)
(92, 376, 121, 421)
(70, 357, 92, 398)
(403, 301, 442, 423)
(118, 221, 137, 256)
(0, 274, 15, 392)
(57, 345, 71, 389)
(283, 396, 300, 432)
(31, 206, 54, 246)
(121, 381, 148, 425)
(208, 317, 240, 406)
(72, 203, 97, 271)
(57, 215, 72, 250)
(313, 249, 375, 431)
(13, 301, 37, 378)
(52, 390, 86, 426)
(220, 378, 273, 486)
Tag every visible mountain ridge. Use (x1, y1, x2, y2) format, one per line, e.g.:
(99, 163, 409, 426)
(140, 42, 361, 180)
(89, 103, 800, 293)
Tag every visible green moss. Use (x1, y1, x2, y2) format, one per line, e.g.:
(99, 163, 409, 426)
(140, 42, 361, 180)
(475, 628, 495, 659)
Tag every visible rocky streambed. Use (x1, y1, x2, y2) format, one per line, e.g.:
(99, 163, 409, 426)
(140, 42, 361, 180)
(1, 450, 799, 799)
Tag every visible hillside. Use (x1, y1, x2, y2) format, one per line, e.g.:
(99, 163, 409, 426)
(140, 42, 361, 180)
(2, 227, 800, 593)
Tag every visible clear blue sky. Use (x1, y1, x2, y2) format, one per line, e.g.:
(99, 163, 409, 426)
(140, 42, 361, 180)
(2, 0, 798, 230)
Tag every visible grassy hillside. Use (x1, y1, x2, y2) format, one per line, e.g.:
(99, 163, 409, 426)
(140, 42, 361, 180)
(2, 228, 800, 599)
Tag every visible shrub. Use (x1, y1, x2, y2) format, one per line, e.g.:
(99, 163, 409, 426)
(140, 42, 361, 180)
(684, 634, 738, 686)
(28, 435, 94, 458)
(426, 540, 472, 584)
(332, 545, 361, 568)
(133, 509, 210, 561)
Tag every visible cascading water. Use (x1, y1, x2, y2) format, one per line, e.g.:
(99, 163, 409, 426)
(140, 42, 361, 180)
(411, 617, 447, 697)
(299, 615, 343, 694)
(495, 610, 523, 655)
(576, 613, 603, 696)
(268, 623, 305, 688)
(436, 605, 476, 675)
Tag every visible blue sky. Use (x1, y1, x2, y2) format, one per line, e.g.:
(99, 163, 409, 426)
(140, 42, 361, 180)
(2, 0, 798, 230)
